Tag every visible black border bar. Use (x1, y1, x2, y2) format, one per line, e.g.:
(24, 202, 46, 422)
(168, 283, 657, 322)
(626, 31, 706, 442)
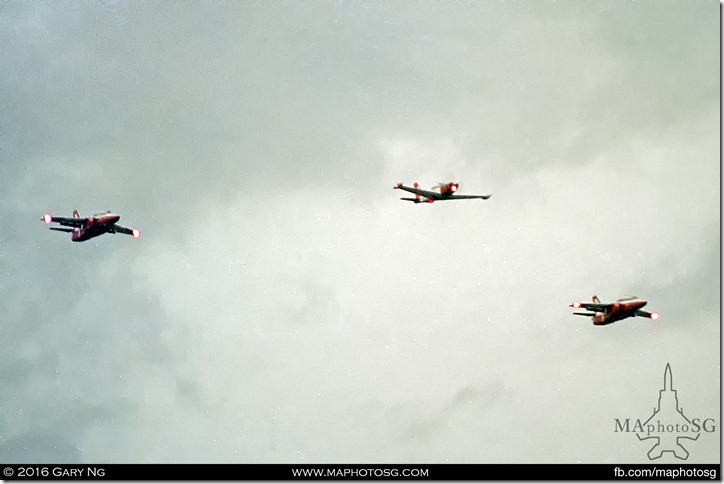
(0, 464, 720, 480)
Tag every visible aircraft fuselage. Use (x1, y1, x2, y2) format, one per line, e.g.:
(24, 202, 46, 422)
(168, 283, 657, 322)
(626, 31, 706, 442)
(72, 214, 121, 242)
(593, 299, 647, 325)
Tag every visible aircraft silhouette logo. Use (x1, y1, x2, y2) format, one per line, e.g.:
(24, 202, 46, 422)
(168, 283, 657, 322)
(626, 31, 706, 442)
(614, 363, 716, 460)
(636, 364, 699, 460)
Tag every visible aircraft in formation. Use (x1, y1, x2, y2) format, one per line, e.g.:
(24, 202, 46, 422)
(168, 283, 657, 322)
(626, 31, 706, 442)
(393, 182, 491, 204)
(41, 187, 659, 329)
(570, 295, 660, 326)
(41, 210, 140, 242)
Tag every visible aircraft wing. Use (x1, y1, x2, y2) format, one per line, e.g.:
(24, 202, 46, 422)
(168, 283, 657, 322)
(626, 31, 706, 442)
(47, 216, 85, 227)
(395, 185, 441, 200)
(573, 302, 612, 312)
(572, 311, 596, 317)
(635, 310, 653, 318)
(109, 224, 136, 236)
(448, 194, 491, 200)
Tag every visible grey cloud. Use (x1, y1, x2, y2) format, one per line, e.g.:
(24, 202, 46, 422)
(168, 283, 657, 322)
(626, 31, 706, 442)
(1, 0, 718, 465)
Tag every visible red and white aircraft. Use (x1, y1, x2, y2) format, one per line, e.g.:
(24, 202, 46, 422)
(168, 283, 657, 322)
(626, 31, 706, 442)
(570, 295, 659, 326)
(42, 210, 140, 242)
(394, 182, 491, 204)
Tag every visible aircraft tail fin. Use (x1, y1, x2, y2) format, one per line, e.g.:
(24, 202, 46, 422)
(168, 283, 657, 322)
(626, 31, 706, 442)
(413, 182, 421, 203)
(592, 295, 600, 303)
(73, 210, 80, 218)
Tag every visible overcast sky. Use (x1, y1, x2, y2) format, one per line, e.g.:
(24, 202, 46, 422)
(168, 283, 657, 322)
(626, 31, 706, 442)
(1, 0, 719, 464)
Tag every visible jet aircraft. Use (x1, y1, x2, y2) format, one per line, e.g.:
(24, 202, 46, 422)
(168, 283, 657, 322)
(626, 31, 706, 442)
(393, 182, 491, 204)
(42, 210, 140, 242)
(570, 295, 659, 326)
